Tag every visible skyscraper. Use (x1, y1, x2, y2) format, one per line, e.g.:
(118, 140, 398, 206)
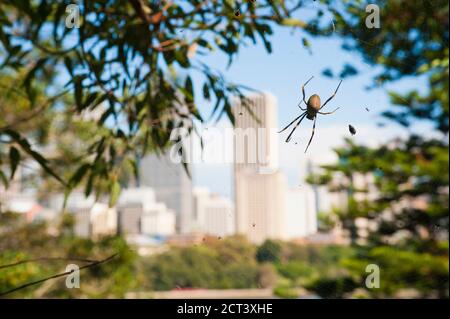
(140, 153, 193, 233)
(285, 187, 317, 238)
(233, 93, 286, 243)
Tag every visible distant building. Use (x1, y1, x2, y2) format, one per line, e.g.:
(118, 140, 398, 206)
(141, 203, 176, 236)
(233, 93, 287, 243)
(50, 192, 117, 238)
(192, 187, 234, 237)
(235, 172, 286, 243)
(1, 192, 43, 222)
(140, 153, 193, 234)
(125, 234, 168, 256)
(285, 187, 317, 238)
(118, 187, 176, 237)
(166, 232, 205, 247)
(90, 203, 117, 238)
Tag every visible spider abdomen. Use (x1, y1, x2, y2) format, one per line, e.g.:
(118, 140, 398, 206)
(307, 94, 321, 119)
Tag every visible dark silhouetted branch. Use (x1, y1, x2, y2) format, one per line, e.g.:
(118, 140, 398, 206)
(0, 253, 118, 297)
(0, 257, 98, 270)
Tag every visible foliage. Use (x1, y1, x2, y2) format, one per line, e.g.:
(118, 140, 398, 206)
(0, 216, 357, 298)
(0, 217, 138, 298)
(305, 276, 358, 299)
(305, 0, 449, 298)
(256, 239, 282, 263)
(273, 283, 298, 299)
(142, 236, 260, 290)
(0, 0, 307, 200)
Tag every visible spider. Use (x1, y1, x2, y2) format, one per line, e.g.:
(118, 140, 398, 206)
(279, 76, 342, 153)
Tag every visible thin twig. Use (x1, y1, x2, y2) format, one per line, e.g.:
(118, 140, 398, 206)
(0, 257, 98, 270)
(0, 253, 118, 297)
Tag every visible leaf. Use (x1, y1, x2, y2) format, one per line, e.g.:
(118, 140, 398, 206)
(9, 146, 20, 179)
(184, 76, 194, 102)
(109, 180, 121, 207)
(84, 173, 95, 197)
(0, 170, 9, 188)
(302, 38, 311, 49)
(127, 158, 139, 182)
(83, 92, 99, 109)
(4, 130, 66, 186)
(182, 161, 191, 179)
(202, 83, 211, 100)
(73, 75, 83, 111)
(69, 163, 90, 188)
(64, 56, 73, 76)
(174, 48, 190, 68)
(281, 19, 307, 28)
(339, 64, 358, 78)
(322, 68, 334, 78)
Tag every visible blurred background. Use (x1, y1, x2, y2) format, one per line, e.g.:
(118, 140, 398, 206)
(0, 0, 448, 298)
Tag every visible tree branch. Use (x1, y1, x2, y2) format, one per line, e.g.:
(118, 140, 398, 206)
(0, 253, 118, 297)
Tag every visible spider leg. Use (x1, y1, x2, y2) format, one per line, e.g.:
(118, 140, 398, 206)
(318, 107, 340, 115)
(278, 111, 306, 133)
(304, 116, 317, 153)
(320, 79, 342, 110)
(286, 112, 308, 143)
(302, 76, 314, 105)
(297, 100, 306, 111)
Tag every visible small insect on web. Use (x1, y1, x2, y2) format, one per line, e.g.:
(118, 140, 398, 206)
(279, 76, 342, 153)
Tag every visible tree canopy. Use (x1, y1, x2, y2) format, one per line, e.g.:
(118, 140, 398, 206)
(306, 0, 449, 298)
(0, 0, 307, 202)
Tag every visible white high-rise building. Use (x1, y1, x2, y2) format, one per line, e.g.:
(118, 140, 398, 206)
(285, 187, 317, 238)
(118, 187, 176, 237)
(192, 187, 234, 237)
(233, 93, 286, 243)
(140, 153, 192, 234)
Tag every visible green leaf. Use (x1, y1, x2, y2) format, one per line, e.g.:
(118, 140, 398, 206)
(69, 163, 90, 188)
(184, 76, 194, 102)
(4, 130, 66, 186)
(109, 180, 121, 207)
(73, 75, 83, 111)
(9, 146, 20, 179)
(83, 92, 99, 109)
(0, 170, 9, 188)
(202, 83, 211, 100)
(281, 19, 307, 28)
(174, 48, 190, 68)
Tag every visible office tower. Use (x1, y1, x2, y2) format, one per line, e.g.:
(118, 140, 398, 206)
(192, 187, 235, 237)
(307, 160, 321, 214)
(233, 92, 286, 243)
(285, 187, 317, 238)
(235, 172, 286, 243)
(140, 153, 193, 233)
(234, 93, 279, 173)
(117, 187, 175, 236)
